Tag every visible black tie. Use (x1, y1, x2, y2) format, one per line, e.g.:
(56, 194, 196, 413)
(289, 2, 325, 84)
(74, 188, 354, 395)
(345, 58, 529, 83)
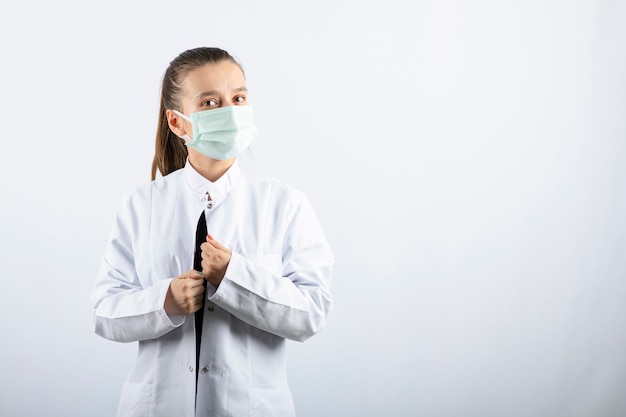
(193, 210, 207, 384)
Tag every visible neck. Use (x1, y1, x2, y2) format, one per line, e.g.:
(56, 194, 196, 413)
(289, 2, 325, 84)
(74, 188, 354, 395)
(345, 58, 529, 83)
(188, 151, 235, 182)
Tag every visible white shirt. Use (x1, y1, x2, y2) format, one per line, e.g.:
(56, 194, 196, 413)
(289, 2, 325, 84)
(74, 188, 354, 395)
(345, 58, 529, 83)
(91, 160, 334, 417)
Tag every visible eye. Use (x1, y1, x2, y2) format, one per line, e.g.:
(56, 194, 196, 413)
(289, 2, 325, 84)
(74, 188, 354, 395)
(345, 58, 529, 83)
(234, 95, 246, 104)
(201, 99, 218, 107)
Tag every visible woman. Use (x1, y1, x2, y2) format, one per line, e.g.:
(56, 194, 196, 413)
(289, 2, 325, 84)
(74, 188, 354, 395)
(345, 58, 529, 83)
(91, 47, 334, 417)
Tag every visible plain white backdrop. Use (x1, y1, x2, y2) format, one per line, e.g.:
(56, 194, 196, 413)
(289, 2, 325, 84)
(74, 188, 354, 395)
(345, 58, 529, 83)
(1, 1, 624, 416)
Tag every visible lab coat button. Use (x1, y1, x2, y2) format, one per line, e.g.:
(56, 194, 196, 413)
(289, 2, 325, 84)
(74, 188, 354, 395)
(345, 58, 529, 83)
(201, 367, 209, 374)
(189, 366, 193, 372)
(207, 306, 214, 312)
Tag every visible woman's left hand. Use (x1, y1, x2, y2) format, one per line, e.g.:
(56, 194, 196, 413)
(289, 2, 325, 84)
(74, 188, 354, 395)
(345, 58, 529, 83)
(200, 234, 232, 287)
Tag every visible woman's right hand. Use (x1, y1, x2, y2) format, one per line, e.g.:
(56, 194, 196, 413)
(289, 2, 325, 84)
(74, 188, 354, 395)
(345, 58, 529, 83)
(164, 270, 206, 315)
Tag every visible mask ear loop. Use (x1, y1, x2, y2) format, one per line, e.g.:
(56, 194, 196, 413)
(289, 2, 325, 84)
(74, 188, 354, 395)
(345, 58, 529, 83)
(170, 109, 193, 143)
(171, 109, 192, 122)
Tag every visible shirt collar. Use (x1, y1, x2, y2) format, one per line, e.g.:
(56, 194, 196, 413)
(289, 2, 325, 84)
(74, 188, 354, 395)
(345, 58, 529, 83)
(183, 158, 242, 208)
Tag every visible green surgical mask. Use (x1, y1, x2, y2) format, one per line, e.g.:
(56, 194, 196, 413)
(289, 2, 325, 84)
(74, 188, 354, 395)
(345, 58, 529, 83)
(173, 105, 257, 160)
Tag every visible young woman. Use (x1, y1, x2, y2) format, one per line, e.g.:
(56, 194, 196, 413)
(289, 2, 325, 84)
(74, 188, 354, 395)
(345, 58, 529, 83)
(92, 47, 334, 417)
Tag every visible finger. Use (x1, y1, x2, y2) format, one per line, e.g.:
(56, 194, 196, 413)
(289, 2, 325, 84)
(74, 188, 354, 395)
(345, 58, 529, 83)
(185, 283, 204, 298)
(178, 276, 205, 293)
(200, 241, 213, 253)
(184, 290, 205, 310)
(205, 236, 229, 252)
(191, 292, 205, 304)
(189, 279, 206, 291)
(196, 281, 206, 292)
(184, 272, 205, 282)
(193, 269, 207, 280)
(179, 270, 204, 280)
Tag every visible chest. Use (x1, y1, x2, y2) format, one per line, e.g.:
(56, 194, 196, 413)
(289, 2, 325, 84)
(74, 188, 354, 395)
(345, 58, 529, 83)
(134, 186, 288, 283)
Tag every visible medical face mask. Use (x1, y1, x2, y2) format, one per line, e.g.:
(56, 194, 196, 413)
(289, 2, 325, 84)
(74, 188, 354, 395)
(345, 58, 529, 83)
(172, 105, 257, 160)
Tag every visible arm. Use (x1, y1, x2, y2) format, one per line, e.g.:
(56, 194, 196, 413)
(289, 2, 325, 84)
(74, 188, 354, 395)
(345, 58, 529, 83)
(206, 194, 334, 342)
(91, 199, 199, 343)
(91, 264, 181, 343)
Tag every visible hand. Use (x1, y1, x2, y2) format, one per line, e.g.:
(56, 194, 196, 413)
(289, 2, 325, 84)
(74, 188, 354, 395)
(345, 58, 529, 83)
(164, 269, 205, 315)
(200, 234, 232, 287)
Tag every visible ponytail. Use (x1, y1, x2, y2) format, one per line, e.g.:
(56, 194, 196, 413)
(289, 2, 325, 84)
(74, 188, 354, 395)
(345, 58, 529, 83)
(151, 96, 188, 180)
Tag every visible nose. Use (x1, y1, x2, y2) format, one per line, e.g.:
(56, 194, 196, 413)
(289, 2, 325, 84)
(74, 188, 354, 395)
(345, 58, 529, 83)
(220, 100, 238, 108)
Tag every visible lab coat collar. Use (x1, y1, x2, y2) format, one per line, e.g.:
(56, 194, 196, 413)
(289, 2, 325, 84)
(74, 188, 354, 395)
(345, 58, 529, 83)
(183, 158, 242, 207)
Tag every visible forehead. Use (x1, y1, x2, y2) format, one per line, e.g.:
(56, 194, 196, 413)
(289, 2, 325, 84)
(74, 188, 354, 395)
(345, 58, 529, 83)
(181, 61, 245, 96)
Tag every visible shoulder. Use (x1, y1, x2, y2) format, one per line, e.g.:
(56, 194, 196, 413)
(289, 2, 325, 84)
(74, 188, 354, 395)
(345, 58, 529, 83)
(118, 168, 185, 211)
(238, 172, 318, 224)
(242, 172, 308, 203)
(151, 168, 185, 193)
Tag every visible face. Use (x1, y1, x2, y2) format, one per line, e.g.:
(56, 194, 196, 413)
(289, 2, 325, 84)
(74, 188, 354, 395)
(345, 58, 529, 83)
(166, 60, 248, 139)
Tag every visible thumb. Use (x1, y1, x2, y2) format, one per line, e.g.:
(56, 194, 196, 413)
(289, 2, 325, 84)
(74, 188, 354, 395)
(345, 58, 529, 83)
(189, 270, 205, 280)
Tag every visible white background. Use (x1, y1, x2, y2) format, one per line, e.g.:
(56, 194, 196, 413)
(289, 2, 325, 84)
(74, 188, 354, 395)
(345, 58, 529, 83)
(1, 1, 625, 416)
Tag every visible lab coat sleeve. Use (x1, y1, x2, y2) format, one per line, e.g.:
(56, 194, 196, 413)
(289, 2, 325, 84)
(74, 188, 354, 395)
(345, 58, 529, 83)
(207, 192, 333, 342)
(91, 197, 185, 343)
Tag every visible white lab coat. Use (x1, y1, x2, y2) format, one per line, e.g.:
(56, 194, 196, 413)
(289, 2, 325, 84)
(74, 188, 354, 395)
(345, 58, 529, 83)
(91, 160, 333, 417)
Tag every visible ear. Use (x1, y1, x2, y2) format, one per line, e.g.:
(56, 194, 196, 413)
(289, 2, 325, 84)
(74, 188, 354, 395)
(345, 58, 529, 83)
(165, 109, 189, 138)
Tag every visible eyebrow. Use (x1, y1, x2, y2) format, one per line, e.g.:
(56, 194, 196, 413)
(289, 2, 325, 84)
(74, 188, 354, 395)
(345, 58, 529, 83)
(194, 87, 248, 100)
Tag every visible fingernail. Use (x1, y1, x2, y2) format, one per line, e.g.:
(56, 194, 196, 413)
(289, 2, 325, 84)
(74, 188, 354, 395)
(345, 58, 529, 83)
(207, 234, 214, 240)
